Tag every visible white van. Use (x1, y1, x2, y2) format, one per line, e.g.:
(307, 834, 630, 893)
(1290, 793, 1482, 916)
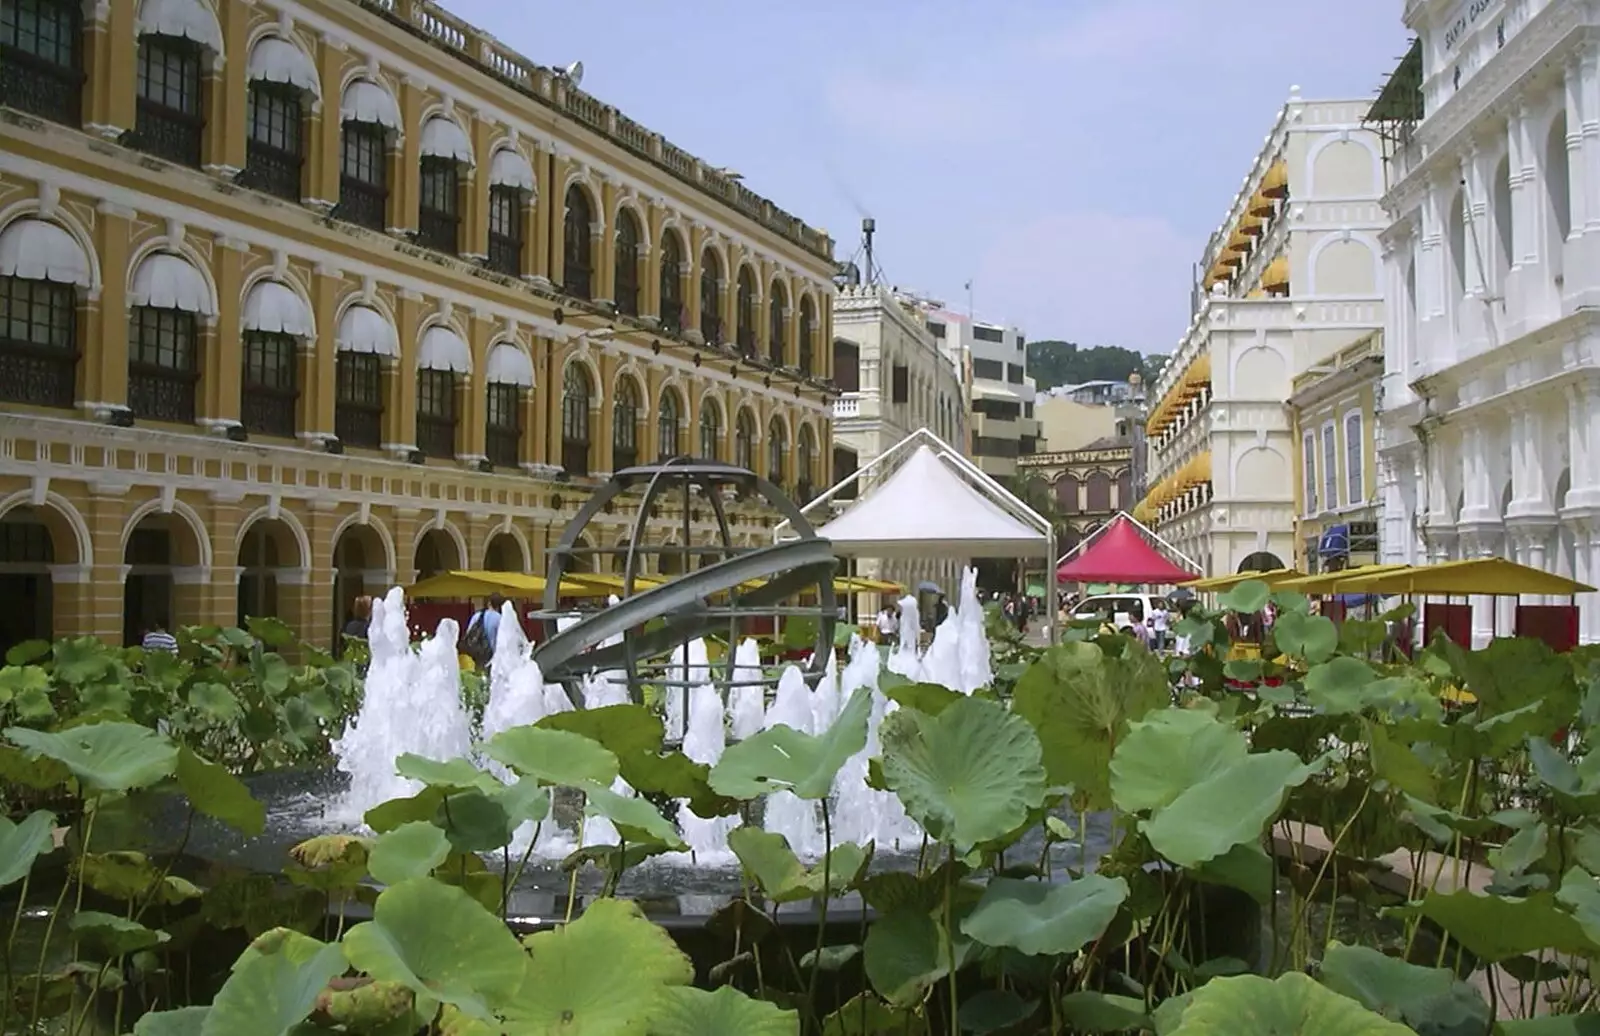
(1070, 593, 1166, 631)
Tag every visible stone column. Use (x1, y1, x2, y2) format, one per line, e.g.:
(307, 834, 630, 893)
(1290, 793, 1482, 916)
(528, 143, 552, 287)
(595, 352, 614, 477)
(547, 153, 570, 289)
(463, 115, 490, 261)
(307, 36, 345, 210)
(389, 290, 423, 453)
(392, 77, 424, 236)
(685, 223, 705, 344)
(207, 0, 250, 176)
(595, 178, 615, 306)
(208, 239, 248, 427)
(462, 309, 491, 463)
(1569, 380, 1600, 508)
(83, 1, 135, 139)
(86, 204, 134, 412)
(306, 266, 342, 442)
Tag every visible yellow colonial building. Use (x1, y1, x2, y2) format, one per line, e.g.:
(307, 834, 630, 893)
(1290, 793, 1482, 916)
(1288, 332, 1383, 573)
(0, 0, 838, 650)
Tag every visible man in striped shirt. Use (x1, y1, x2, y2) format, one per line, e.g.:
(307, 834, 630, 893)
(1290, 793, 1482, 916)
(140, 624, 178, 653)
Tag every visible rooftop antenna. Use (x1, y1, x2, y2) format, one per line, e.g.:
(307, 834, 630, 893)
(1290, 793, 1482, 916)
(558, 60, 584, 88)
(862, 217, 876, 286)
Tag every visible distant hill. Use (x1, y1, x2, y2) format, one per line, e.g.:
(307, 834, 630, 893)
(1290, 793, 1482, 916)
(1026, 341, 1167, 394)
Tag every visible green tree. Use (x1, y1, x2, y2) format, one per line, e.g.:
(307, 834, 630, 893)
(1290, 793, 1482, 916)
(1025, 341, 1163, 393)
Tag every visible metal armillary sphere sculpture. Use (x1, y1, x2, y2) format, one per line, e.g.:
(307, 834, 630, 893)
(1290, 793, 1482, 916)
(530, 457, 838, 713)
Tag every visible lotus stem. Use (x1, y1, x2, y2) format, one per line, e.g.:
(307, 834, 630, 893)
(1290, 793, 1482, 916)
(943, 847, 958, 1036)
(806, 799, 832, 1033)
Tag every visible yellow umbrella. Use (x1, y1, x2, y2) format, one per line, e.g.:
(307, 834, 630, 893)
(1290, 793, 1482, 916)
(408, 571, 547, 599)
(561, 572, 665, 597)
(1338, 558, 1595, 597)
(1271, 564, 1411, 596)
(1183, 568, 1305, 591)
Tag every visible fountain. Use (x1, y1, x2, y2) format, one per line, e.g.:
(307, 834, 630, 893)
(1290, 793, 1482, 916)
(887, 595, 922, 677)
(762, 666, 825, 856)
(727, 638, 766, 741)
(956, 567, 993, 694)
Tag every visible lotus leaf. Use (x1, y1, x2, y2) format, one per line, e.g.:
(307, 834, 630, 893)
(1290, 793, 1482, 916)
(1167, 972, 1412, 1035)
(1495, 1018, 1600, 1035)
(341, 878, 527, 1019)
(960, 873, 1126, 956)
(368, 822, 451, 885)
(710, 686, 871, 800)
(649, 985, 800, 1036)
(484, 726, 619, 787)
(492, 776, 552, 829)
(69, 911, 169, 956)
(957, 989, 1037, 1032)
(1110, 709, 1246, 815)
(1558, 868, 1600, 946)
(187, 682, 241, 722)
(539, 703, 664, 757)
(1189, 842, 1274, 904)
(822, 994, 927, 1035)
(801, 944, 861, 971)
(883, 681, 965, 716)
(1058, 991, 1149, 1033)
(578, 780, 686, 850)
(727, 827, 872, 902)
(0, 742, 69, 788)
(504, 897, 692, 1033)
(1216, 580, 1270, 615)
(177, 747, 266, 836)
(432, 787, 514, 852)
(1303, 658, 1381, 715)
(1399, 889, 1599, 962)
(365, 787, 447, 834)
(5, 721, 177, 792)
(286, 835, 370, 892)
(880, 696, 1047, 853)
(1012, 641, 1167, 810)
(1138, 748, 1325, 868)
(0, 808, 54, 887)
(863, 908, 949, 1007)
(1317, 942, 1489, 1035)
(394, 754, 500, 793)
(78, 850, 162, 901)
(1272, 611, 1339, 664)
(1461, 636, 1579, 720)
(202, 929, 347, 1036)
(0, 664, 48, 705)
(134, 1007, 210, 1035)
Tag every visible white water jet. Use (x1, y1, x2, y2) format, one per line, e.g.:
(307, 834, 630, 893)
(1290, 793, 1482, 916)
(763, 666, 824, 856)
(677, 657, 736, 861)
(810, 649, 841, 734)
(833, 637, 921, 850)
(920, 608, 962, 690)
(331, 587, 473, 825)
(665, 638, 709, 742)
(887, 595, 922, 677)
(956, 567, 993, 694)
(727, 638, 766, 741)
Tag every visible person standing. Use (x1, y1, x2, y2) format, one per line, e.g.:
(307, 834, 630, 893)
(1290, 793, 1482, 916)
(1151, 601, 1170, 651)
(461, 593, 504, 672)
(876, 603, 898, 647)
(141, 623, 178, 653)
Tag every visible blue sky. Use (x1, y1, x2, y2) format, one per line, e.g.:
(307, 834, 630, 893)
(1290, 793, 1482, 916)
(448, 1, 1411, 355)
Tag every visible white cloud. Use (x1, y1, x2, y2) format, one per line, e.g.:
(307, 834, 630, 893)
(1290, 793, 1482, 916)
(974, 211, 1197, 354)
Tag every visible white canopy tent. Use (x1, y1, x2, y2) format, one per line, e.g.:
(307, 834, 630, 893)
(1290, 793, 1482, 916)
(777, 427, 1058, 642)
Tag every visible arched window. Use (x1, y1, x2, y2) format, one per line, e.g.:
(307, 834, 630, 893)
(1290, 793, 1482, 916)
(2, 0, 82, 126)
(243, 36, 317, 201)
(734, 409, 755, 471)
(337, 79, 397, 231)
(798, 296, 816, 375)
(614, 208, 641, 316)
(418, 116, 471, 256)
(1085, 471, 1112, 512)
(699, 398, 723, 461)
(561, 363, 591, 475)
(612, 376, 641, 470)
(735, 266, 757, 355)
(769, 281, 787, 366)
(767, 417, 787, 485)
(563, 184, 593, 299)
(128, 252, 212, 424)
(1055, 474, 1080, 514)
(659, 230, 684, 332)
(658, 387, 682, 459)
(0, 218, 90, 408)
(1115, 470, 1133, 509)
(135, 27, 206, 167)
(699, 249, 722, 345)
(797, 424, 817, 499)
(487, 147, 533, 276)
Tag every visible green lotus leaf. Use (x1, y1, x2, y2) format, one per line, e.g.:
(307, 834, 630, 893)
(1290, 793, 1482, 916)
(1140, 749, 1325, 868)
(1317, 942, 1489, 1034)
(710, 685, 872, 800)
(319, 980, 416, 1031)
(862, 908, 950, 1008)
(1110, 709, 1247, 815)
(78, 850, 161, 901)
(341, 878, 527, 1020)
(69, 910, 169, 956)
(202, 928, 347, 1036)
(177, 746, 265, 836)
(491, 776, 552, 829)
(365, 786, 447, 834)
(1167, 972, 1413, 1034)
(539, 703, 664, 757)
(650, 985, 800, 1036)
(158, 874, 204, 904)
(1272, 611, 1339, 664)
(1303, 658, 1380, 714)
(1189, 841, 1274, 904)
(1012, 641, 1168, 811)
(286, 835, 370, 892)
(368, 821, 451, 886)
(1494, 1017, 1600, 1034)
(432, 787, 514, 853)
(960, 874, 1127, 957)
(883, 681, 965, 716)
(579, 781, 686, 850)
(394, 754, 500, 793)
(957, 990, 1037, 1032)
(0, 742, 69, 789)
(5, 721, 176, 793)
(800, 944, 861, 971)
(1216, 580, 1270, 615)
(186, 682, 241, 722)
(1058, 991, 1148, 1032)
(726, 827, 871, 902)
(134, 1007, 210, 1035)
(0, 809, 54, 887)
(619, 749, 739, 819)
(1558, 868, 1600, 946)
(484, 726, 619, 787)
(879, 696, 1047, 853)
(504, 897, 692, 1033)
(821, 994, 926, 1035)
(1400, 889, 1599, 963)
(0, 664, 49, 706)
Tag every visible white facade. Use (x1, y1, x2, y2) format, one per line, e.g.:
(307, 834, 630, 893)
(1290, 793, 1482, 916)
(830, 285, 967, 593)
(1145, 94, 1389, 576)
(1378, 0, 1600, 645)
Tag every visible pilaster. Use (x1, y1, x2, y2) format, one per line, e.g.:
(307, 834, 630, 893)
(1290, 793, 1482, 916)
(307, 37, 345, 209)
(84, 1, 135, 139)
(595, 178, 616, 305)
(307, 266, 341, 440)
(207, 0, 251, 175)
(547, 153, 570, 288)
(389, 291, 422, 453)
(208, 239, 247, 427)
(86, 205, 133, 411)
(463, 115, 491, 260)
(392, 78, 424, 235)
(529, 143, 552, 285)
(462, 310, 492, 462)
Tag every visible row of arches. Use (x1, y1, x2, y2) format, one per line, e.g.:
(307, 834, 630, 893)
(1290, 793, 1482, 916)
(1026, 469, 1135, 515)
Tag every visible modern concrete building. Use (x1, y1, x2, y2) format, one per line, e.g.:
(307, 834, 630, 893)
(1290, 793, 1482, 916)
(0, 0, 837, 651)
(1374, 0, 1600, 645)
(918, 314, 1040, 480)
(1140, 91, 1389, 577)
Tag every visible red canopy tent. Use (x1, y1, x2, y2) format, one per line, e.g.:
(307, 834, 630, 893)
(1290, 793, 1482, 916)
(1056, 515, 1198, 585)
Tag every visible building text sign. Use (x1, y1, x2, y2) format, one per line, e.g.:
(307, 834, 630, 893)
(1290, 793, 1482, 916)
(1443, 0, 1504, 53)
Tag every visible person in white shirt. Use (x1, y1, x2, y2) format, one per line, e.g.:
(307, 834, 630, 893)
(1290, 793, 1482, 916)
(876, 605, 899, 647)
(1151, 602, 1170, 651)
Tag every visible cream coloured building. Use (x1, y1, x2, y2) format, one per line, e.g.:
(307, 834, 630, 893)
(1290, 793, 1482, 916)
(0, 0, 837, 651)
(1376, 0, 1600, 645)
(1140, 92, 1388, 576)
(829, 284, 966, 592)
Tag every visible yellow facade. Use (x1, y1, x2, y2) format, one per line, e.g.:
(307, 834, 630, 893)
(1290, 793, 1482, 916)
(1287, 334, 1383, 573)
(0, 0, 837, 649)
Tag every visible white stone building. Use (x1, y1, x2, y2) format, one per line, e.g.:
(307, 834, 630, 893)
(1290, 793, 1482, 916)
(829, 285, 967, 592)
(1376, 0, 1600, 645)
(1142, 93, 1389, 576)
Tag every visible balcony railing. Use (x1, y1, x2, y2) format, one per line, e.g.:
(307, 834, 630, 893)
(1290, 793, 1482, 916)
(241, 142, 302, 201)
(832, 395, 861, 419)
(0, 342, 76, 408)
(417, 416, 456, 459)
(562, 439, 590, 476)
(0, 48, 82, 127)
(700, 313, 722, 346)
(487, 233, 522, 276)
(337, 178, 387, 231)
(241, 389, 297, 439)
(129, 366, 196, 424)
(336, 405, 382, 450)
(133, 102, 203, 167)
(613, 446, 638, 471)
(417, 209, 458, 255)
(736, 327, 756, 357)
(486, 424, 519, 468)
